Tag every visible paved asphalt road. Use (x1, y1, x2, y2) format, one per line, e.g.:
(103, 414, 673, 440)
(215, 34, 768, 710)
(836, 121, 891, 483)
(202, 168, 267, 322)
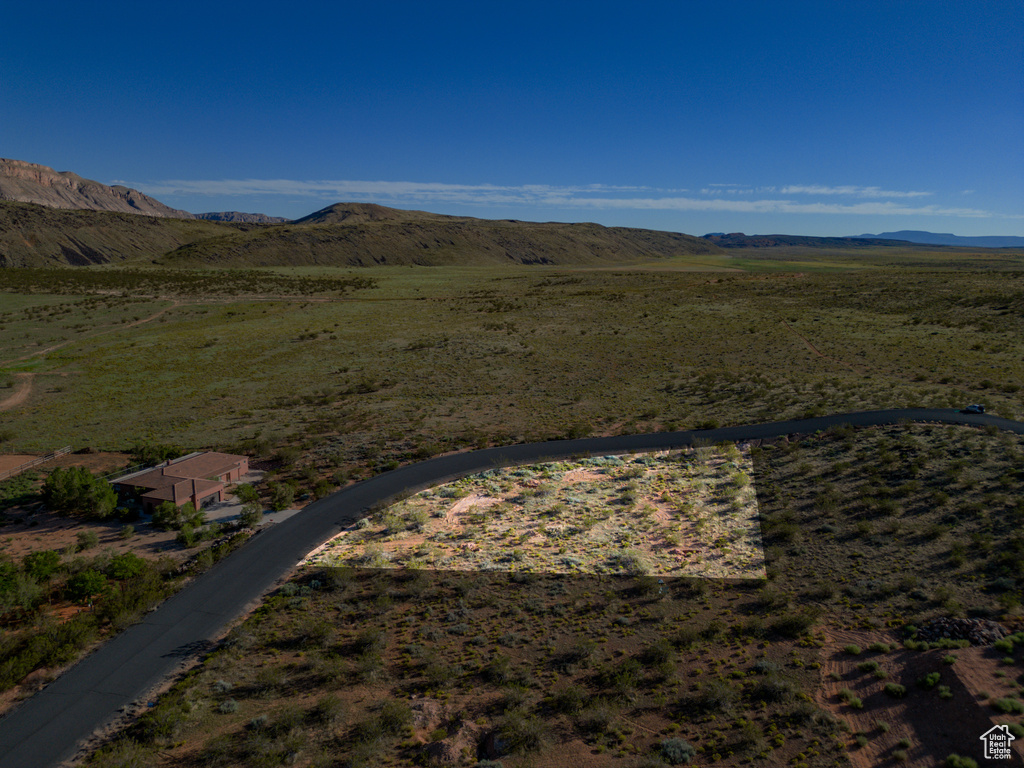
(2, 408, 1021, 768)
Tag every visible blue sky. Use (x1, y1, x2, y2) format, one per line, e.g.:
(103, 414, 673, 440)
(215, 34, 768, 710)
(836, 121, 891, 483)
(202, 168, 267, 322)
(3, 1, 1022, 236)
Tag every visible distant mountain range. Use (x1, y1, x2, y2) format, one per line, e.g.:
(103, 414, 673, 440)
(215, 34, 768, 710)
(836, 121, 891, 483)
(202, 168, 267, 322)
(3, 157, 1021, 267)
(701, 233, 920, 248)
(855, 230, 1024, 248)
(157, 202, 722, 268)
(0, 158, 286, 224)
(0, 159, 723, 267)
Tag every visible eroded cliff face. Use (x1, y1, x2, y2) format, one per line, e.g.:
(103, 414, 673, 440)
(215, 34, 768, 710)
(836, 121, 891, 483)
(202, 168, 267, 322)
(0, 158, 194, 218)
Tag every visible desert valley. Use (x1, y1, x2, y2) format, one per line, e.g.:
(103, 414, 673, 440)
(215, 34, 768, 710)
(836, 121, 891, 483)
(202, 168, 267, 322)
(1, 159, 1024, 768)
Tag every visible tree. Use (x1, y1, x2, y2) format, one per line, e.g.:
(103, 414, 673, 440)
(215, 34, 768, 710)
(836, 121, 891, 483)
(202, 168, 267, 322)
(269, 483, 295, 512)
(66, 569, 108, 603)
(238, 502, 263, 528)
(107, 553, 146, 581)
(42, 466, 117, 519)
(130, 443, 186, 466)
(23, 550, 61, 581)
(151, 500, 183, 530)
(234, 484, 259, 504)
(151, 501, 203, 531)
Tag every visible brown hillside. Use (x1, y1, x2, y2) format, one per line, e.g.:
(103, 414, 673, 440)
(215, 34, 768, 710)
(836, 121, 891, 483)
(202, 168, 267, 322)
(0, 201, 257, 267)
(0, 158, 193, 219)
(160, 203, 724, 267)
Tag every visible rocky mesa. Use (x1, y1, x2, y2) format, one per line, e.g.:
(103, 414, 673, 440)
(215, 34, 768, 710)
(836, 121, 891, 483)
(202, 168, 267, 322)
(0, 158, 194, 219)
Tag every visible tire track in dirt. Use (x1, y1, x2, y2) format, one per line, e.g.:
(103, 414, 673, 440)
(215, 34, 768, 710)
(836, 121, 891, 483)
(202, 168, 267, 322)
(0, 373, 34, 411)
(780, 319, 859, 373)
(0, 301, 181, 367)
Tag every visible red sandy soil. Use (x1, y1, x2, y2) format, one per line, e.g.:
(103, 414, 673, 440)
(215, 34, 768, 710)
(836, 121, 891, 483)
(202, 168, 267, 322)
(818, 628, 1024, 767)
(0, 454, 38, 474)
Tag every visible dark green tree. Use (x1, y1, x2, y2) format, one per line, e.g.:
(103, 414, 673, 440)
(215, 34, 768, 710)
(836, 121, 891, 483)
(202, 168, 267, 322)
(66, 569, 109, 603)
(42, 467, 117, 519)
(22, 550, 61, 581)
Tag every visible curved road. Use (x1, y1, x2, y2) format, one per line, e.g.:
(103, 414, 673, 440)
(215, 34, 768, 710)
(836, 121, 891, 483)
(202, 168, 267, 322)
(2, 408, 1021, 768)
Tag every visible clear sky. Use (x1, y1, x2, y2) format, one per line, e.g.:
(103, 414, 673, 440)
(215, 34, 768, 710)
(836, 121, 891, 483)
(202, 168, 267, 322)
(3, 1, 1022, 236)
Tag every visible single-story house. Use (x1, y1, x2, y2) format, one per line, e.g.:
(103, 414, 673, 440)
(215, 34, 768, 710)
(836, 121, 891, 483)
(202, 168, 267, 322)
(113, 451, 249, 514)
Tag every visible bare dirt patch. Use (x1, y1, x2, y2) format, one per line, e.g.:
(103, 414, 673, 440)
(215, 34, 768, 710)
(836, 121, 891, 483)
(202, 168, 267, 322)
(307, 445, 765, 578)
(817, 628, 1024, 767)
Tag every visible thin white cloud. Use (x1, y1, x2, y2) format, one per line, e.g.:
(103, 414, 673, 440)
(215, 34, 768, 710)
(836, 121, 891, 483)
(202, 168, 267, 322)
(779, 184, 932, 198)
(120, 177, 1007, 218)
(557, 197, 994, 217)
(117, 178, 655, 204)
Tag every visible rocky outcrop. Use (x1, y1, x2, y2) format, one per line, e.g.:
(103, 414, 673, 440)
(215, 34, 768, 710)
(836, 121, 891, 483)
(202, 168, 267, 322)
(0, 158, 193, 218)
(916, 617, 1007, 646)
(195, 211, 288, 224)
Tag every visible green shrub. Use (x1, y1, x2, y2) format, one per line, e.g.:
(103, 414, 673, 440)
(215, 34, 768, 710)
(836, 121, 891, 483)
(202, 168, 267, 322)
(884, 683, 907, 698)
(843, 644, 861, 655)
(498, 710, 547, 754)
(76, 530, 99, 550)
(549, 685, 588, 715)
(660, 738, 697, 765)
(945, 754, 978, 768)
(217, 699, 239, 714)
(770, 609, 819, 638)
(838, 688, 863, 709)
(131, 443, 186, 466)
(918, 672, 940, 689)
(938, 685, 953, 699)
(89, 737, 153, 768)
(991, 697, 1024, 714)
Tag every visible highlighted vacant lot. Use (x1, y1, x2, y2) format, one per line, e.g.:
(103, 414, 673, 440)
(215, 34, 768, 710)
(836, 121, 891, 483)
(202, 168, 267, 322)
(307, 444, 765, 578)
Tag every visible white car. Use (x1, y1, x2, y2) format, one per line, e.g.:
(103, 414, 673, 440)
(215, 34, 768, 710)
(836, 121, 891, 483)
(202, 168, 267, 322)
(963, 404, 985, 414)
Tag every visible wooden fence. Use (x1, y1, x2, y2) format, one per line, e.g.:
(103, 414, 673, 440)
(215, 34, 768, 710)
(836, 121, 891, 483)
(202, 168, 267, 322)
(0, 446, 73, 482)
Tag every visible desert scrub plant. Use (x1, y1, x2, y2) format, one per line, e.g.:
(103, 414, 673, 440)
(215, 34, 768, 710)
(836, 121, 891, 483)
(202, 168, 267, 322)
(89, 738, 155, 768)
(838, 688, 863, 709)
(497, 709, 547, 754)
(918, 672, 940, 689)
(547, 684, 588, 714)
(945, 755, 978, 768)
(217, 699, 239, 714)
(575, 702, 616, 735)
(991, 697, 1024, 714)
(884, 683, 907, 698)
(660, 737, 697, 765)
